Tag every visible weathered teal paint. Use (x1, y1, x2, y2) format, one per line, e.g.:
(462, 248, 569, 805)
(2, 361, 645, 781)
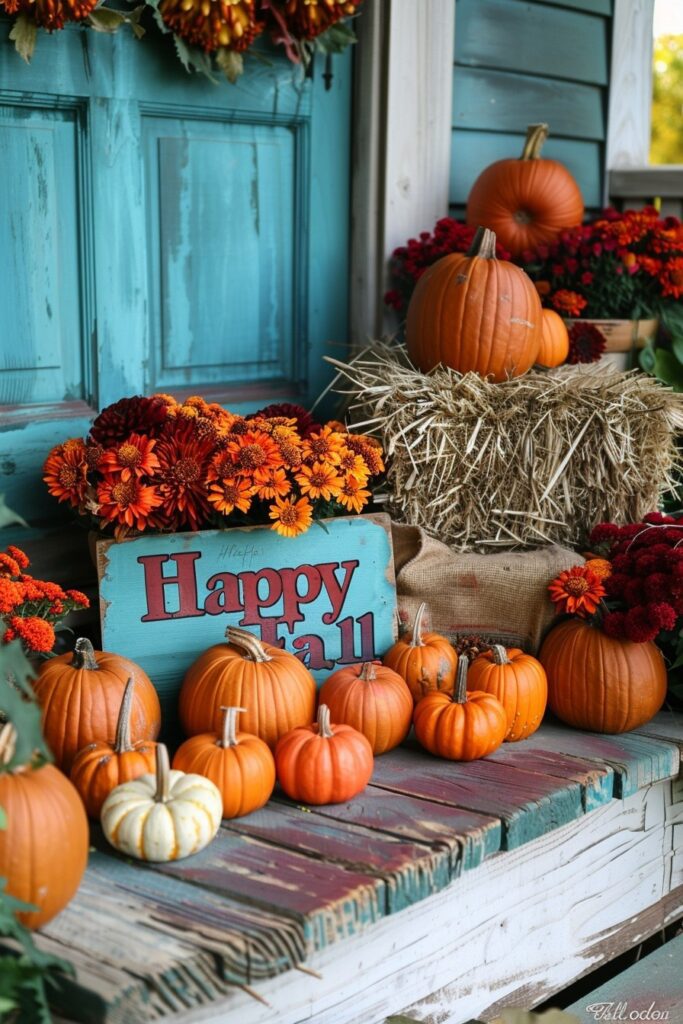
(0, 23, 352, 522)
(97, 514, 397, 736)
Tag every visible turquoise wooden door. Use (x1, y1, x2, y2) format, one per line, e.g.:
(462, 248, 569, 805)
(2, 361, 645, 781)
(0, 26, 352, 521)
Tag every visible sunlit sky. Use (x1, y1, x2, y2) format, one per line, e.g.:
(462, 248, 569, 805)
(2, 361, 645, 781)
(654, 0, 683, 36)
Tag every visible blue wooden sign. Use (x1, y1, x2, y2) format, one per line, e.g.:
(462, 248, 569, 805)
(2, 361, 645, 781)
(96, 514, 397, 741)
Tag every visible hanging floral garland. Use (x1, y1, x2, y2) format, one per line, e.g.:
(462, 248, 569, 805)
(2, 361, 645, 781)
(1, 0, 363, 82)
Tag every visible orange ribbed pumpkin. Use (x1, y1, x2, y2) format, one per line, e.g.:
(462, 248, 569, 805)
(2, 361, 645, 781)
(536, 309, 569, 368)
(275, 704, 374, 805)
(406, 227, 542, 382)
(33, 638, 161, 773)
(318, 661, 412, 755)
(413, 657, 506, 761)
(539, 618, 667, 734)
(468, 645, 547, 741)
(466, 123, 584, 258)
(179, 627, 316, 750)
(0, 724, 88, 929)
(173, 706, 275, 819)
(382, 603, 458, 702)
(70, 677, 159, 819)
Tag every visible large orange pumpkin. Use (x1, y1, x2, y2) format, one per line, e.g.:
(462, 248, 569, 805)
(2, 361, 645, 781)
(173, 706, 276, 819)
(466, 123, 584, 258)
(382, 603, 458, 702)
(539, 618, 667, 734)
(536, 309, 569, 368)
(406, 227, 542, 382)
(179, 627, 316, 750)
(33, 638, 161, 773)
(70, 677, 159, 819)
(0, 724, 88, 929)
(275, 704, 374, 805)
(413, 657, 507, 761)
(467, 645, 547, 742)
(318, 661, 412, 754)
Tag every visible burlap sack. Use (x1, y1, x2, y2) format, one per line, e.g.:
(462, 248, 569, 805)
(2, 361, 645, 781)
(393, 523, 582, 654)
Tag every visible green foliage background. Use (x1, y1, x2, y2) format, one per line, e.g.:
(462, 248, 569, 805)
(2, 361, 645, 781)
(651, 34, 683, 164)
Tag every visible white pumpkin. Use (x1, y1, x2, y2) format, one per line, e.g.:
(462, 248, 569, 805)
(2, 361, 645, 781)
(100, 744, 222, 862)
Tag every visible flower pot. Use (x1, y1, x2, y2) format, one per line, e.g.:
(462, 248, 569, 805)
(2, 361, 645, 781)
(565, 318, 658, 371)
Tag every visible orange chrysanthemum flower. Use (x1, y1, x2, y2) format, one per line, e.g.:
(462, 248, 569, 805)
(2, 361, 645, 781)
(159, 0, 264, 53)
(65, 589, 90, 608)
(43, 439, 88, 508)
(584, 558, 612, 581)
(548, 565, 606, 617)
(336, 446, 370, 482)
(551, 290, 588, 318)
(155, 424, 215, 531)
(6, 615, 55, 654)
(269, 495, 313, 537)
(336, 474, 371, 514)
(0, 578, 24, 614)
(99, 433, 160, 482)
(254, 467, 292, 500)
(0, 0, 98, 30)
(207, 450, 237, 483)
(6, 546, 29, 571)
(302, 425, 345, 465)
(273, 0, 362, 39)
(208, 477, 256, 516)
(0, 553, 21, 578)
(97, 476, 163, 532)
(227, 430, 282, 475)
(296, 461, 343, 501)
(345, 435, 385, 475)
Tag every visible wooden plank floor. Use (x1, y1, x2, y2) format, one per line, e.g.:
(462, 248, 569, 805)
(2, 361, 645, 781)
(32, 712, 683, 1023)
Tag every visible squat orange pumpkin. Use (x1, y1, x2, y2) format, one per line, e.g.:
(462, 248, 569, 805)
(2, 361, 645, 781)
(413, 656, 507, 761)
(536, 309, 569, 368)
(318, 661, 412, 755)
(406, 227, 542, 382)
(173, 706, 275, 819)
(468, 645, 547, 741)
(382, 603, 458, 702)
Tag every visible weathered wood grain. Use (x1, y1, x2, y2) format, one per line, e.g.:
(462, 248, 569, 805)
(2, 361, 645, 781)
(484, 744, 614, 813)
(633, 709, 683, 756)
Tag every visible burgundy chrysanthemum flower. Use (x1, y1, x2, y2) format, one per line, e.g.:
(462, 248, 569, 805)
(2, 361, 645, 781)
(251, 403, 321, 438)
(566, 322, 606, 364)
(90, 395, 174, 445)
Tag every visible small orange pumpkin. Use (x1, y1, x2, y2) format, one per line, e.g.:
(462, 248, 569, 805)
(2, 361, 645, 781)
(70, 677, 159, 819)
(406, 227, 542, 382)
(179, 627, 316, 750)
(466, 123, 584, 258)
(539, 618, 667, 734)
(536, 309, 569, 368)
(0, 724, 88, 929)
(413, 656, 507, 761)
(467, 645, 547, 741)
(275, 704, 373, 805)
(33, 638, 161, 773)
(173, 706, 275, 819)
(318, 661, 412, 755)
(382, 603, 458, 702)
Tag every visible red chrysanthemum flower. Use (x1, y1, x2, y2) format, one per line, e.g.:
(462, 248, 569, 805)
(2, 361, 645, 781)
(268, 0, 361, 40)
(159, 0, 264, 52)
(154, 424, 215, 531)
(43, 439, 89, 508)
(548, 565, 606, 616)
(99, 433, 160, 482)
(551, 289, 588, 318)
(0, 0, 97, 30)
(566, 322, 606, 364)
(252, 403, 320, 438)
(89, 395, 174, 445)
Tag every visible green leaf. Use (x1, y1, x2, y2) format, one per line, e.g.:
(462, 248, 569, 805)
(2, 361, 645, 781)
(672, 336, 683, 364)
(215, 48, 243, 83)
(653, 349, 683, 391)
(87, 8, 126, 32)
(0, 642, 52, 771)
(661, 302, 683, 340)
(9, 14, 37, 64)
(0, 496, 28, 531)
(639, 345, 656, 373)
(172, 34, 218, 82)
(314, 20, 357, 55)
(127, 6, 146, 39)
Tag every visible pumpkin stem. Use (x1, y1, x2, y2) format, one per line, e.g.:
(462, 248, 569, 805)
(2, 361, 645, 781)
(410, 603, 427, 648)
(359, 662, 377, 682)
(317, 704, 335, 739)
(219, 706, 246, 748)
(453, 655, 469, 705)
(225, 627, 272, 663)
(467, 226, 497, 260)
(521, 123, 549, 161)
(113, 678, 135, 753)
(491, 645, 511, 666)
(0, 723, 17, 766)
(71, 637, 99, 671)
(154, 744, 171, 803)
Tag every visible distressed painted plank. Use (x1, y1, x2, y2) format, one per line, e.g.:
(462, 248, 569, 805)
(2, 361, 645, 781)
(632, 709, 683, 755)
(225, 801, 452, 911)
(369, 744, 584, 849)
(295, 786, 501, 871)
(454, 0, 609, 85)
(565, 933, 683, 1023)
(485, 744, 614, 812)
(511, 722, 681, 797)
(535, 0, 611, 12)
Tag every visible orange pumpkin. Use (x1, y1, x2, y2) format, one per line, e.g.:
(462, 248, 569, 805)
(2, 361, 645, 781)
(406, 227, 542, 382)
(536, 309, 569, 368)
(173, 706, 276, 819)
(413, 656, 507, 761)
(539, 618, 667, 734)
(318, 661, 412, 755)
(275, 704, 373, 804)
(70, 677, 159, 819)
(467, 645, 547, 742)
(382, 603, 457, 702)
(179, 627, 316, 750)
(0, 724, 88, 929)
(466, 123, 584, 258)
(33, 638, 161, 773)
